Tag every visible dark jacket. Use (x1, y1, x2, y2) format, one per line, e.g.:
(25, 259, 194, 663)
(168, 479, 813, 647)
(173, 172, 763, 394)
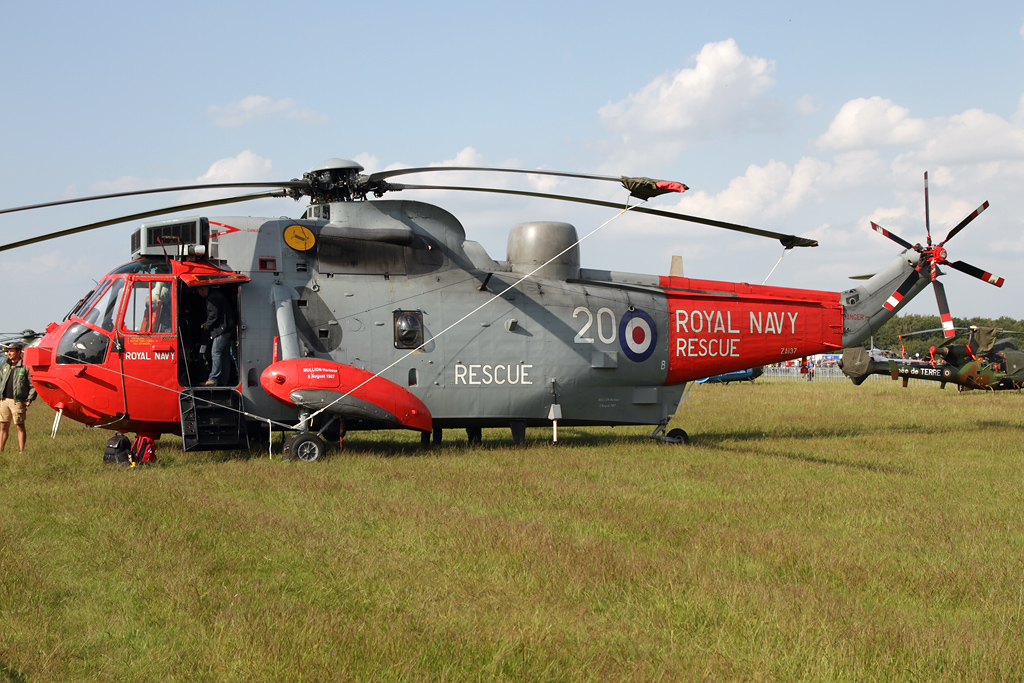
(204, 289, 235, 339)
(0, 356, 36, 403)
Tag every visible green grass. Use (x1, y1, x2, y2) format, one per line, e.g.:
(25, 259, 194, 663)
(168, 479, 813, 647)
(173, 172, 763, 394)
(2, 382, 1023, 681)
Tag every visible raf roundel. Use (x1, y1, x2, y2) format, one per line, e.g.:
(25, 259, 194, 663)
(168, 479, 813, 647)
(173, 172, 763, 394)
(619, 309, 657, 362)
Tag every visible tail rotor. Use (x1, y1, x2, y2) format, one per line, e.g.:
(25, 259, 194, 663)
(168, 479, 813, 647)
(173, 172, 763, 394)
(868, 173, 1002, 337)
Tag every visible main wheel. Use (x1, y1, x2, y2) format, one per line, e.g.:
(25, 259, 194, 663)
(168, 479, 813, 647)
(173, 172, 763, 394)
(666, 428, 689, 445)
(289, 433, 328, 462)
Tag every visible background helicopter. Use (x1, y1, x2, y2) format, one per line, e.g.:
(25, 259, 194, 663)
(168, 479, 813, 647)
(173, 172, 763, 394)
(840, 326, 1024, 391)
(0, 330, 42, 351)
(0, 160, 991, 460)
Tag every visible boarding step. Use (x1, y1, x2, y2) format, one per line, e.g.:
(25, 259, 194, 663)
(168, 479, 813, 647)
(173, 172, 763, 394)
(179, 388, 248, 452)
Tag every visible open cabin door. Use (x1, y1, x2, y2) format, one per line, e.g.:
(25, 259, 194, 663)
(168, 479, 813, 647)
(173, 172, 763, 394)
(177, 276, 247, 387)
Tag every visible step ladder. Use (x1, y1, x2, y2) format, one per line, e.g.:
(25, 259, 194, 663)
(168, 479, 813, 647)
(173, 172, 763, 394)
(179, 388, 248, 452)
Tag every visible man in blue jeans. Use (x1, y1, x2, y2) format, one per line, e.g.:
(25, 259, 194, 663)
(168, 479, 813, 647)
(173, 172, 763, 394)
(196, 286, 235, 386)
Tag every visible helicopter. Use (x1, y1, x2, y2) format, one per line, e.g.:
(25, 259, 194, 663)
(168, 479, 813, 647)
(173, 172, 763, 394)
(0, 160, 998, 460)
(840, 326, 1024, 391)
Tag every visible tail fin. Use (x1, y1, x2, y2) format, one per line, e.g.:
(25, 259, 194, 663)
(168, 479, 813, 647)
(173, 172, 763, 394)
(840, 251, 928, 348)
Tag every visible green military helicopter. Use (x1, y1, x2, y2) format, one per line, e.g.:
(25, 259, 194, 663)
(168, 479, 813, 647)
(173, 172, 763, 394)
(840, 326, 1024, 391)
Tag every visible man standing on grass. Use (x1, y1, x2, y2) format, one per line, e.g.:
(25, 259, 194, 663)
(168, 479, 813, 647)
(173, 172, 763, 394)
(0, 342, 36, 453)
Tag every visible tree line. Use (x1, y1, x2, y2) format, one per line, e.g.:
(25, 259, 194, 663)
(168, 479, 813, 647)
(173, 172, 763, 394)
(855, 314, 1024, 358)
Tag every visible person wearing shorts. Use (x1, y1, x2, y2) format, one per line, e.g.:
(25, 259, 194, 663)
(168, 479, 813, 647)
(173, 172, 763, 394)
(0, 342, 36, 453)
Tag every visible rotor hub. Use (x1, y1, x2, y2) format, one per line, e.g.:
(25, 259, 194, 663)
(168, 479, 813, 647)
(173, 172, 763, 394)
(303, 159, 366, 204)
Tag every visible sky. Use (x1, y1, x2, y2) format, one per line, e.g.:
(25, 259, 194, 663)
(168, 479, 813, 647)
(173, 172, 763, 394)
(2, 0, 1023, 335)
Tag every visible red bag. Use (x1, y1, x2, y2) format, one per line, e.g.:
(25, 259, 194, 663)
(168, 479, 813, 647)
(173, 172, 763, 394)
(129, 436, 155, 466)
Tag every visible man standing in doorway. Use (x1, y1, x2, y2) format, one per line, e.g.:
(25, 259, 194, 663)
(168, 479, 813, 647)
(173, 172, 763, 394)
(197, 286, 235, 386)
(0, 342, 36, 453)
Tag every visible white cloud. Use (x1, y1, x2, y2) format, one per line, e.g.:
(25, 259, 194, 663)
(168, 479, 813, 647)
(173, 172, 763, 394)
(795, 94, 820, 116)
(208, 95, 329, 128)
(597, 39, 779, 168)
(0, 249, 94, 283)
(196, 150, 273, 183)
(905, 109, 1024, 165)
(816, 96, 930, 150)
(670, 157, 830, 225)
(600, 39, 775, 136)
(177, 151, 276, 205)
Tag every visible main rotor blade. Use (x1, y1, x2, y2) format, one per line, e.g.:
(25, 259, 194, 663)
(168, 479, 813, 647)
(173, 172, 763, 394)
(932, 279, 956, 338)
(0, 189, 287, 253)
(372, 167, 688, 201)
(946, 260, 1005, 287)
(368, 165, 626, 185)
(0, 181, 307, 217)
(870, 222, 915, 250)
(882, 270, 922, 312)
(939, 200, 989, 245)
(392, 182, 817, 248)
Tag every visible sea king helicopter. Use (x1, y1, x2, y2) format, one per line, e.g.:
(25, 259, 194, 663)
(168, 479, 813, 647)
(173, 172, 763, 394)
(0, 161, 1004, 460)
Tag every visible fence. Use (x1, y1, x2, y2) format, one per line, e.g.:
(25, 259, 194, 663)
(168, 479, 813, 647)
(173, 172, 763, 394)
(759, 364, 893, 385)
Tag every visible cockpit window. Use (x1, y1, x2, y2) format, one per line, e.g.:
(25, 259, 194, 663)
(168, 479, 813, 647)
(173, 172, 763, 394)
(65, 285, 100, 321)
(123, 280, 174, 334)
(109, 259, 173, 275)
(79, 278, 126, 332)
(56, 323, 110, 365)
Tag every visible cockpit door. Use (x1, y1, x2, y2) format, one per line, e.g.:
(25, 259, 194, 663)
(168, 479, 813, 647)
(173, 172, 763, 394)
(118, 277, 181, 429)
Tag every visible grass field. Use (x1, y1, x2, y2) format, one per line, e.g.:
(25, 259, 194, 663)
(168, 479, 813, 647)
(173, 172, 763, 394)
(2, 381, 1023, 681)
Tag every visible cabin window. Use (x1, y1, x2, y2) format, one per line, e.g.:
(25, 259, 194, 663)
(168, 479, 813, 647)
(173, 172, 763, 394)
(394, 310, 423, 349)
(122, 280, 174, 335)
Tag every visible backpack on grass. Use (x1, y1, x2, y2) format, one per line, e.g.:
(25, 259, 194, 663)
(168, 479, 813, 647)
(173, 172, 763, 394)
(129, 436, 155, 466)
(103, 434, 132, 465)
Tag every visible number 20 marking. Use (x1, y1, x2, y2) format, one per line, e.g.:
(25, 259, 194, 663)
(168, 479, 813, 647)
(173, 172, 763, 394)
(573, 306, 617, 344)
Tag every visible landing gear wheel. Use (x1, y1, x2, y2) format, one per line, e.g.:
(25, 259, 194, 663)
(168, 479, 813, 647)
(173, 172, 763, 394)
(666, 428, 689, 445)
(286, 433, 328, 462)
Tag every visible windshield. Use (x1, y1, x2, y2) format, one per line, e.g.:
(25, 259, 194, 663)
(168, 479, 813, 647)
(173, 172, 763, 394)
(78, 278, 126, 332)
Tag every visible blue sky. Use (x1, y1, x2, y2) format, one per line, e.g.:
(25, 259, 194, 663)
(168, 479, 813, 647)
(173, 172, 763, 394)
(2, 1, 1023, 334)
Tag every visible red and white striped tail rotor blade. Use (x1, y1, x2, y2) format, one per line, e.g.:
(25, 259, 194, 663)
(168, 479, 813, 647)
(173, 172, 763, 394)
(924, 172, 932, 246)
(940, 201, 989, 245)
(932, 280, 956, 338)
(947, 260, 1005, 288)
(870, 222, 915, 250)
(883, 271, 922, 312)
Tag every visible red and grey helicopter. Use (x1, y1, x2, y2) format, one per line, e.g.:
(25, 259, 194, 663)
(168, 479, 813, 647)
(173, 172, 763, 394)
(0, 161, 1001, 459)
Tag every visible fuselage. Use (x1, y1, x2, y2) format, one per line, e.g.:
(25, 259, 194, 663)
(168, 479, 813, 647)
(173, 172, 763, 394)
(26, 199, 853, 437)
